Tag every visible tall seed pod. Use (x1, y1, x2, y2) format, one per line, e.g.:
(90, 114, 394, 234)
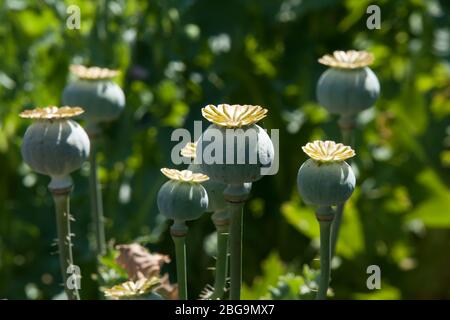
(197, 104, 275, 299)
(296, 140, 356, 300)
(157, 168, 209, 300)
(20, 106, 90, 300)
(62, 64, 125, 257)
(316, 50, 379, 257)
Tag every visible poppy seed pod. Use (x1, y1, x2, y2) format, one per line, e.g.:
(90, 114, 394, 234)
(297, 141, 356, 206)
(316, 51, 380, 116)
(62, 65, 125, 125)
(20, 107, 90, 189)
(196, 104, 274, 185)
(157, 168, 209, 223)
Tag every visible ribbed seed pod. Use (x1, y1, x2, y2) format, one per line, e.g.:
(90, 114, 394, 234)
(157, 168, 209, 223)
(297, 141, 356, 206)
(62, 65, 125, 124)
(316, 50, 380, 116)
(196, 104, 274, 186)
(20, 106, 90, 189)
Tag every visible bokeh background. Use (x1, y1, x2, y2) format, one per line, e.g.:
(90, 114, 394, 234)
(0, 0, 449, 299)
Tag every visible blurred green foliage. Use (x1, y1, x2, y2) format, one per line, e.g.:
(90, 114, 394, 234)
(0, 0, 449, 299)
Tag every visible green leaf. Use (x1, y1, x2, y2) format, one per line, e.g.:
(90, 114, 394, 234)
(281, 200, 319, 239)
(407, 170, 450, 228)
(353, 283, 401, 300)
(336, 196, 365, 258)
(242, 252, 286, 300)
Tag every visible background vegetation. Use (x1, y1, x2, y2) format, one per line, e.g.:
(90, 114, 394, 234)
(0, 0, 449, 299)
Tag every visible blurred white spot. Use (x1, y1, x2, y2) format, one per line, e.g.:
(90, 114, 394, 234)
(277, 0, 302, 22)
(300, 284, 311, 294)
(164, 61, 186, 79)
(23, 173, 37, 188)
(282, 109, 305, 134)
(168, 8, 179, 22)
(372, 146, 393, 161)
(25, 283, 40, 300)
(426, 0, 443, 17)
(123, 29, 137, 43)
(185, 24, 200, 40)
(208, 34, 231, 54)
(0, 72, 16, 89)
(358, 108, 376, 125)
(409, 12, 423, 35)
(433, 28, 450, 56)
(119, 183, 131, 204)
(406, 219, 426, 237)
(190, 72, 203, 84)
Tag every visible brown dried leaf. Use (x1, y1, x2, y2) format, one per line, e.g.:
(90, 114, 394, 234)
(115, 243, 171, 281)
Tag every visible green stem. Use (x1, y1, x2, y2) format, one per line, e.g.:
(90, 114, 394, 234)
(89, 139, 106, 257)
(330, 115, 355, 258)
(210, 223, 229, 300)
(171, 222, 188, 300)
(50, 186, 80, 300)
(224, 184, 251, 300)
(229, 204, 243, 300)
(316, 219, 332, 300)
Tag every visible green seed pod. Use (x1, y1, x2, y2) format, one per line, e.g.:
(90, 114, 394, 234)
(197, 104, 274, 185)
(316, 50, 380, 116)
(62, 65, 125, 124)
(20, 107, 90, 189)
(297, 141, 356, 206)
(157, 168, 209, 222)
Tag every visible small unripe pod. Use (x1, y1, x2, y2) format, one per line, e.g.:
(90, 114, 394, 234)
(157, 169, 209, 222)
(20, 107, 90, 189)
(62, 65, 125, 124)
(297, 140, 356, 206)
(297, 159, 355, 206)
(197, 104, 274, 185)
(316, 50, 380, 116)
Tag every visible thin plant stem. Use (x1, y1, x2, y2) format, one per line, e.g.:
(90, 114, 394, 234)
(330, 116, 355, 258)
(51, 186, 80, 300)
(210, 224, 229, 300)
(229, 203, 243, 300)
(316, 219, 332, 300)
(89, 139, 106, 256)
(224, 184, 250, 300)
(172, 235, 188, 300)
